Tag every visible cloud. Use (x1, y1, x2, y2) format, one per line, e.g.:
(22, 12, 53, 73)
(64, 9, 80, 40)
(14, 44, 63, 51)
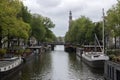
(36, 0, 62, 8)
(23, 0, 117, 36)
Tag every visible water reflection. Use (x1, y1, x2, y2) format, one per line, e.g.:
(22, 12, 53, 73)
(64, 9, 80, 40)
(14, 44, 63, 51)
(4, 45, 104, 80)
(51, 46, 69, 80)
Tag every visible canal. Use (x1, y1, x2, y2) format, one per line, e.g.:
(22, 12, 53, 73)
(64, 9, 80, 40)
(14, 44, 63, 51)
(6, 45, 104, 80)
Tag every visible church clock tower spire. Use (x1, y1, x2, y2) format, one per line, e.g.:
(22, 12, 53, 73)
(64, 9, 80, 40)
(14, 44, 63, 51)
(69, 11, 72, 29)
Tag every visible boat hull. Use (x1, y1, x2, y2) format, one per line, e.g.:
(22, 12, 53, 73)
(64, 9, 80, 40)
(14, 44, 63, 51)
(82, 56, 105, 68)
(0, 63, 22, 79)
(0, 58, 23, 79)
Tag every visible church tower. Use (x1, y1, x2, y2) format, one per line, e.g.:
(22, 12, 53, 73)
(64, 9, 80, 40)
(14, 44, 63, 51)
(69, 11, 72, 29)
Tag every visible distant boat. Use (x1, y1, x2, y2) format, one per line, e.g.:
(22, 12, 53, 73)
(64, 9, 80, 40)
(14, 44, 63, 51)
(81, 45, 109, 68)
(0, 56, 23, 77)
(64, 44, 76, 52)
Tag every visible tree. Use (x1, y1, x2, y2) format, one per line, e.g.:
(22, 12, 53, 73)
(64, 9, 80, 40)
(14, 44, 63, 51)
(30, 14, 46, 42)
(0, 0, 21, 48)
(30, 14, 56, 43)
(0, 0, 56, 48)
(0, 0, 31, 48)
(43, 17, 55, 29)
(106, 0, 120, 48)
(17, 4, 32, 24)
(65, 16, 95, 45)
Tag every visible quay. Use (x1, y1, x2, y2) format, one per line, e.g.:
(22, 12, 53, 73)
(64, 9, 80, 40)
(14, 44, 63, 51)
(23, 45, 52, 62)
(104, 61, 120, 80)
(28, 46, 43, 54)
(76, 46, 120, 79)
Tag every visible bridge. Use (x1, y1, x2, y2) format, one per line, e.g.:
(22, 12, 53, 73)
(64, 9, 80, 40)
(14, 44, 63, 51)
(47, 42, 66, 45)
(44, 42, 79, 46)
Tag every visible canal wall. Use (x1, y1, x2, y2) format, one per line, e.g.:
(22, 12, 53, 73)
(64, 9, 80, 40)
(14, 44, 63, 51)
(25, 45, 52, 62)
(104, 61, 120, 80)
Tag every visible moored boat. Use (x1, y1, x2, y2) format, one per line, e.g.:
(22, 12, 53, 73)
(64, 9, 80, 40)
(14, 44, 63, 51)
(81, 45, 109, 68)
(76, 47, 83, 57)
(64, 44, 76, 52)
(0, 56, 23, 78)
(81, 9, 110, 68)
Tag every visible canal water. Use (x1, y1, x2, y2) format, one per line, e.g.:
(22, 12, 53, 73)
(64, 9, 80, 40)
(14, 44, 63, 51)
(5, 45, 104, 80)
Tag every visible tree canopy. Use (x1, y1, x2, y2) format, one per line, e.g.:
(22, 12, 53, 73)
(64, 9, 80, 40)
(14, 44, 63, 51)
(65, 16, 102, 45)
(0, 0, 56, 48)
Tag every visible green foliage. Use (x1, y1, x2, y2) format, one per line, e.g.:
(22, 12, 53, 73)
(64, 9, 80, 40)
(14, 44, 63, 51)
(24, 49, 31, 53)
(107, 49, 120, 56)
(0, 48, 6, 54)
(0, 48, 6, 58)
(43, 17, 55, 28)
(17, 4, 32, 24)
(0, 0, 21, 17)
(31, 14, 56, 42)
(0, 0, 56, 48)
(106, 0, 120, 37)
(65, 16, 100, 45)
(30, 14, 46, 41)
(16, 49, 24, 55)
(44, 28, 56, 42)
(0, 0, 31, 48)
(109, 54, 120, 62)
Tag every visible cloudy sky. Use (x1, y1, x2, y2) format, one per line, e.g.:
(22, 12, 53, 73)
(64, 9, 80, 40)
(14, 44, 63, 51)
(23, 0, 117, 37)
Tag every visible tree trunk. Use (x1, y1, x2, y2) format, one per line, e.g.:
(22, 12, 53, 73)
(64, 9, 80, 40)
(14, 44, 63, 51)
(27, 37, 30, 47)
(115, 36, 116, 49)
(8, 36, 10, 49)
(0, 27, 2, 48)
(18, 37, 20, 46)
(0, 37, 2, 48)
(119, 37, 120, 49)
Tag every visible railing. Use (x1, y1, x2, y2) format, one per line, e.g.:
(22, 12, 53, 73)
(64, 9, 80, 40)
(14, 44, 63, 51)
(104, 61, 120, 80)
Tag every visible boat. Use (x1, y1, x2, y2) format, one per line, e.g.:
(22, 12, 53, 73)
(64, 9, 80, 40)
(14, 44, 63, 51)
(76, 47, 83, 57)
(64, 43, 76, 52)
(0, 56, 23, 78)
(81, 45, 109, 68)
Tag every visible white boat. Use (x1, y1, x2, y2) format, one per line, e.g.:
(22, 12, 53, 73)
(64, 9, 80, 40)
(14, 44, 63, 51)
(76, 47, 83, 57)
(81, 45, 109, 68)
(0, 56, 23, 77)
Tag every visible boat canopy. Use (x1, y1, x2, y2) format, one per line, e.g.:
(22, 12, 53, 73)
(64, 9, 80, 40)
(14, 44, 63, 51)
(83, 45, 103, 52)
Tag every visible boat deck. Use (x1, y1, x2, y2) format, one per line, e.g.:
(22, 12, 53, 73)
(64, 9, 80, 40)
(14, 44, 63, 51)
(0, 61, 14, 67)
(0, 57, 19, 68)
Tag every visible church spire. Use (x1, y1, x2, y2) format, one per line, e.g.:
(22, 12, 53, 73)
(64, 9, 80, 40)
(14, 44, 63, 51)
(69, 11, 72, 29)
(69, 11, 72, 22)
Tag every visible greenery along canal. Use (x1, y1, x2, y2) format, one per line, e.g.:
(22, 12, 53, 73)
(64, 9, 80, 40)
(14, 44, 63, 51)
(7, 45, 104, 80)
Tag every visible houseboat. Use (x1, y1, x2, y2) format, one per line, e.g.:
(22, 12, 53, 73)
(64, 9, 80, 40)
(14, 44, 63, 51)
(0, 56, 23, 78)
